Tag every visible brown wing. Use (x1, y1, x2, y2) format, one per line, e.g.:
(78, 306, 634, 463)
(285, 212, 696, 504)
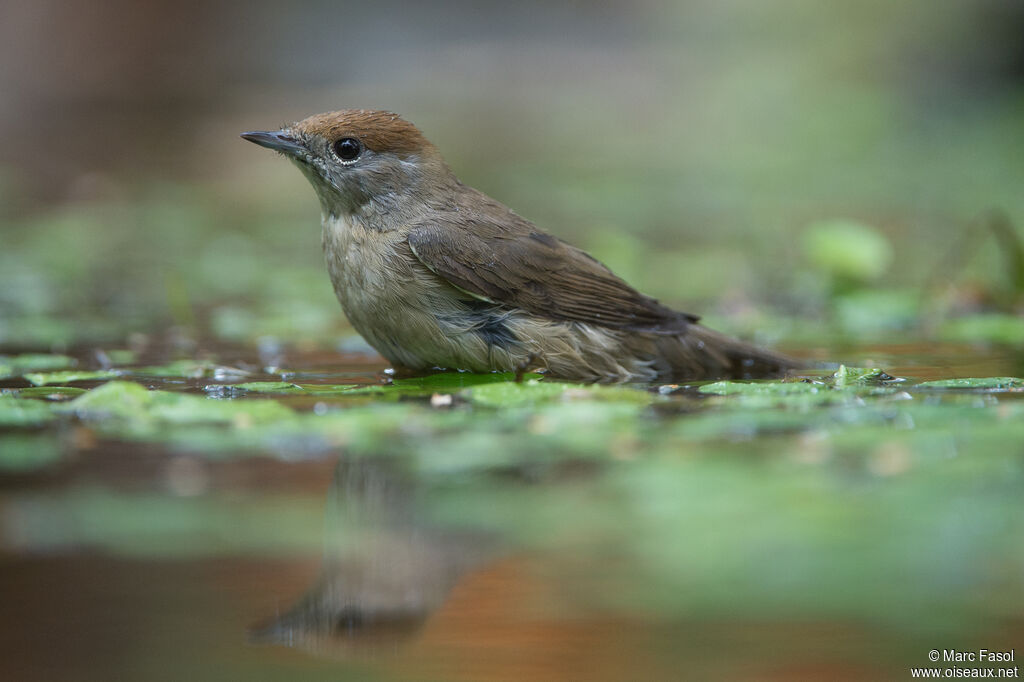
(407, 217, 697, 334)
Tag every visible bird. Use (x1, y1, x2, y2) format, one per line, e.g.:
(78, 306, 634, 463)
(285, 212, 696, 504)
(241, 109, 797, 383)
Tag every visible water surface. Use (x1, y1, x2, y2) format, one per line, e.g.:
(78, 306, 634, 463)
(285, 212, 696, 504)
(2, 340, 1023, 681)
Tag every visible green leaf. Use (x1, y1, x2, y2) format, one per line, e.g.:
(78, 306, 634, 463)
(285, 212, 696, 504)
(465, 379, 654, 408)
(916, 377, 1024, 390)
(228, 381, 305, 393)
(463, 380, 577, 407)
(696, 378, 873, 409)
(698, 380, 822, 396)
(129, 360, 251, 379)
(338, 371, 537, 397)
(0, 394, 57, 426)
(295, 383, 362, 394)
(204, 382, 361, 397)
(14, 386, 88, 400)
(392, 371, 534, 391)
(832, 365, 900, 387)
(23, 370, 120, 386)
(56, 381, 294, 428)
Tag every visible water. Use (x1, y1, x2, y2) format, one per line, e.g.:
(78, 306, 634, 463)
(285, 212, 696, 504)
(2, 341, 1023, 681)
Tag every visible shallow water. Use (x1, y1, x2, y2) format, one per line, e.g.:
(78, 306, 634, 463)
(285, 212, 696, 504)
(2, 340, 1023, 681)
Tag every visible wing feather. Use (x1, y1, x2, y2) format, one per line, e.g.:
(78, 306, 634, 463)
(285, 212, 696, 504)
(407, 210, 697, 333)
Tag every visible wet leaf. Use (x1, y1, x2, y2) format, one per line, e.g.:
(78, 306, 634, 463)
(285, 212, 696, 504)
(336, 371, 537, 398)
(229, 381, 306, 393)
(464, 379, 654, 408)
(129, 360, 251, 379)
(56, 381, 295, 429)
(832, 365, 901, 387)
(393, 371, 536, 391)
(296, 384, 363, 394)
(698, 380, 823, 396)
(14, 386, 88, 400)
(23, 370, 121, 386)
(916, 377, 1024, 390)
(696, 378, 881, 409)
(0, 394, 57, 426)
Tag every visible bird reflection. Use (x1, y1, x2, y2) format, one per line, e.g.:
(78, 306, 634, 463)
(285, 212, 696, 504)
(251, 456, 495, 652)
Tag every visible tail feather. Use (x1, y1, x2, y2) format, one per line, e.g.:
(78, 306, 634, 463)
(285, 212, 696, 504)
(654, 324, 801, 381)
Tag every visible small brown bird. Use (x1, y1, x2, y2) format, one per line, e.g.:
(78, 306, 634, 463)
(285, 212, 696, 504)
(242, 110, 795, 383)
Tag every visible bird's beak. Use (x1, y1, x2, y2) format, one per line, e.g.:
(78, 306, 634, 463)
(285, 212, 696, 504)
(240, 130, 305, 156)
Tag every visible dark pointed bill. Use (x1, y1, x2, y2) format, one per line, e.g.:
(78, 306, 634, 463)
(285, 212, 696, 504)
(240, 130, 305, 155)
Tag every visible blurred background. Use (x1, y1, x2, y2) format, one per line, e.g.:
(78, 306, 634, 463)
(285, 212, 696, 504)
(3, 0, 1023, 354)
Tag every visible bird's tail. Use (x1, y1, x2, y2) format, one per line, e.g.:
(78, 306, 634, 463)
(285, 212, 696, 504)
(655, 324, 802, 381)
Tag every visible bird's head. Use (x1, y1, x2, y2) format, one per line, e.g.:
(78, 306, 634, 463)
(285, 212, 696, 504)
(242, 109, 449, 217)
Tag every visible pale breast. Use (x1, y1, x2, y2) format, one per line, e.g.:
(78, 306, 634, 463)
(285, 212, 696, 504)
(320, 214, 495, 370)
(317, 214, 656, 380)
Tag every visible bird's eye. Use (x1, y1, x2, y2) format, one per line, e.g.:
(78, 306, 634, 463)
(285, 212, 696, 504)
(332, 137, 362, 161)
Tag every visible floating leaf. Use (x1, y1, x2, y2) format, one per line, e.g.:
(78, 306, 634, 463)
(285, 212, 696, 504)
(0, 394, 56, 426)
(699, 380, 822, 396)
(56, 381, 294, 429)
(23, 370, 120, 386)
(916, 377, 1024, 390)
(697, 378, 868, 409)
(463, 380, 578, 407)
(393, 371, 535, 391)
(206, 381, 368, 396)
(298, 384, 363, 393)
(14, 386, 88, 400)
(129, 360, 251, 380)
(465, 379, 653, 408)
(223, 381, 305, 394)
(338, 371, 537, 397)
(832, 365, 901, 387)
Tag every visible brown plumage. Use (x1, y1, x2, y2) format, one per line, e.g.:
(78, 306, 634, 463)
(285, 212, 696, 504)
(296, 109, 432, 158)
(242, 109, 799, 383)
(407, 215, 697, 333)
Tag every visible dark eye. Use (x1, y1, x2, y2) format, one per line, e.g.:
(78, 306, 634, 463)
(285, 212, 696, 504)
(332, 137, 361, 161)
